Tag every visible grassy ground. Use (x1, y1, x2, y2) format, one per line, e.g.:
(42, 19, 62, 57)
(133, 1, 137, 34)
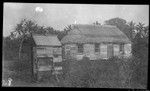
(2, 59, 147, 88)
(2, 60, 57, 87)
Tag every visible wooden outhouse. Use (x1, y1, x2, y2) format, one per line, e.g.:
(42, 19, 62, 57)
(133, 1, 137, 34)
(61, 24, 132, 60)
(28, 34, 62, 80)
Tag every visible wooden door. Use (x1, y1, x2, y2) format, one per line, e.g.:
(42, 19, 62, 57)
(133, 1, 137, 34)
(100, 43, 107, 59)
(84, 44, 95, 56)
(107, 44, 113, 58)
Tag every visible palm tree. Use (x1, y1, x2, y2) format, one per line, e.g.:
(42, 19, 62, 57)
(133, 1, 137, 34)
(136, 22, 145, 38)
(128, 21, 136, 41)
(64, 25, 72, 31)
(143, 26, 149, 38)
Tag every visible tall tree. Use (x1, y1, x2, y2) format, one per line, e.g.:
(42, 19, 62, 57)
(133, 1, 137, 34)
(104, 17, 127, 26)
(136, 22, 146, 38)
(127, 21, 136, 41)
(10, 19, 38, 61)
(132, 23, 148, 87)
(45, 26, 55, 34)
(104, 17, 132, 40)
(134, 23, 148, 48)
(144, 26, 149, 38)
(136, 22, 149, 38)
(64, 25, 72, 31)
(9, 18, 61, 61)
(58, 25, 72, 40)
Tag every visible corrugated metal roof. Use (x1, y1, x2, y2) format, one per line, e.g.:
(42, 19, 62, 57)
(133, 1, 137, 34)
(33, 34, 61, 46)
(61, 24, 131, 44)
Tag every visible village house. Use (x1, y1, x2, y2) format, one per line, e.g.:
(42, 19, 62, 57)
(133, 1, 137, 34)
(61, 24, 132, 60)
(21, 24, 132, 80)
(22, 34, 62, 80)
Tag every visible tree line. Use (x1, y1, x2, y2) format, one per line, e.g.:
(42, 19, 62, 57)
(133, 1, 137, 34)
(3, 17, 149, 61)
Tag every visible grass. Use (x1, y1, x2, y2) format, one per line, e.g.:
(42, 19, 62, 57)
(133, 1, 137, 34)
(2, 59, 57, 87)
(2, 57, 147, 88)
(61, 57, 147, 88)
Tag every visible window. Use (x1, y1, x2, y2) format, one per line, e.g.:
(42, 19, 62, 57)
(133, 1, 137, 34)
(53, 56, 62, 62)
(38, 57, 53, 66)
(119, 44, 124, 54)
(95, 43, 100, 52)
(78, 44, 83, 53)
(37, 57, 53, 71)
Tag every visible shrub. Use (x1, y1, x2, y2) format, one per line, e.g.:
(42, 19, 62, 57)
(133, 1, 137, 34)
(62, 57, 123, 88)
(62, 56, 148, 88)
(130, 56, 148, 88)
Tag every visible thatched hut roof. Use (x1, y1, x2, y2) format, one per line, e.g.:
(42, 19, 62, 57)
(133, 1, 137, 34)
(32, 34, 61, 46)
(61, 24, 131, 44)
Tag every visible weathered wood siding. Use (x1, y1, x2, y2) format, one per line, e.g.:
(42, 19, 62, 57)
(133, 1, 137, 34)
(53, 56, 62, 62)
(33, 46, 62, 72)
(63, 43, 132, 60)
(36, 47, 53, 57)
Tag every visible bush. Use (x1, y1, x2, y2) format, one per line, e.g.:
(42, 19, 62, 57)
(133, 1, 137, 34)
(62, 55, 148, 88)
(62, 57, 123, 88)
(130, 56, 148, 88)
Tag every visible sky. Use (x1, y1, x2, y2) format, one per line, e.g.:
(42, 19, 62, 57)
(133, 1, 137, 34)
(3, 3, 149, 37)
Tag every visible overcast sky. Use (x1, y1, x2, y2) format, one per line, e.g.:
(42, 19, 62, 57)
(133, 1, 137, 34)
(3, 3, 149, 37)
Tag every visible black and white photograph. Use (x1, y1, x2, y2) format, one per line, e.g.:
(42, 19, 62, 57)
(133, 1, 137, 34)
(2, 3, 149, 88)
